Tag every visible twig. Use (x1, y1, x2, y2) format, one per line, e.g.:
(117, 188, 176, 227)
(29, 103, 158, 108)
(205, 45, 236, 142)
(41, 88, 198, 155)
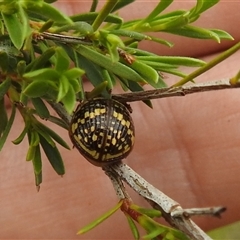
(105, 163, 212, 240)
(172, 207, 227, 219)
(40, 32, 93, 45)
(113, 79, 240, 103)
(104, 167, 131, 200)
(47, 101, 71, 125)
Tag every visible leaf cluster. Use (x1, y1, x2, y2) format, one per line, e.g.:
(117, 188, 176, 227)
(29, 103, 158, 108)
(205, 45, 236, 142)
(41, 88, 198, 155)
(0, 0, 232, 195)
(78, 200, 188, 240)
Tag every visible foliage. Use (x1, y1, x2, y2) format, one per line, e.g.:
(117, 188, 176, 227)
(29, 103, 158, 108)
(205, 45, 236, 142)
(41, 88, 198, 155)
(0, 0, 237, 238)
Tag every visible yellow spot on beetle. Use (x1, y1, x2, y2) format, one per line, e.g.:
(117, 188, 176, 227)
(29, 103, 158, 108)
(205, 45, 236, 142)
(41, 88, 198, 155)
(94, 108, 100, 115)
(117, 131, 122, 139)
(90, 112, 95, 118)
(113, 111, 118, 118)
(71, 123, 77, 133)
(80, 119, 85, 124)
(112, 138, 117, 145)
(127, 129, 132, 135)
(117, 113, 123, 121)
(121, 119, 126, 125)
(100, 108, 106, 114)
(84, 111, 89, 118)
(92, 134, 98, 141)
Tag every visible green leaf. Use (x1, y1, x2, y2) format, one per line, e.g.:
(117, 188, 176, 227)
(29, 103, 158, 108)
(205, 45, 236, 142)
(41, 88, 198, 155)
(92, 0, 119, 31)
(105, 33, 125, 62)
(77, 54, 105, 86)
(190, 0, 219, 15)
(125, 60, 159, 86)
(111, 0, 135, 12)
(53, 21, 93, 36)
(23, 1, 72, 24)
(61, 85, 76, 114)
(39, 135, 65, 176)
(0, 51, 9, 73)
(47, 115, 68, 130)
(131, 204, 162, 218)
(31, 98, 50, 119)
(37, 41, 57, 66)
(29, 47, 56, 71)
(1, 12, 25, 49)
(143, 0, 174, 22)
(70, 12, 123, 25)
(17, 60, 26, 76)
(136, 56, 206, 67)
(39, 19, 54, 32)
(30, 130, 40, 147)
(102, 69, 114, 90)
(139, 217, 166, 239)
(17, 4, 30, 40)
(77, 201, 122, 235)
(0, 98, 8, 137)
(159, 68, 186, 78)
(136, 11, 190, 32)
(148, 36, 174, 47)
(211, 29, 234, 40)
(23, 80, 53, 98)
(68, 77, 81, 94)
(32, 144, 42, 188)
(64, 68, 83, 94)
(125, 214, 140, 240)
(26, 144, 36, 161)
(87, 81, 109, 100)
(110, 29, 151, 42)
(0, 78, 11, 100)
(12, 122, 29, 145)
(0, 104, 16, 151)
(57, 75, 70, 102)
(76, 45, 145, 83)
(33, 122, 55, 147)
(125, 47, 156, 57)
(55, 47, 70, 73)
(164, 25, 221, 42)
(89, 0, 98, 12)
(64, 68, 84, 80)
(23, 68, 59, 81)
(36, 121, 70, 149)
(32, 144, 42, 176)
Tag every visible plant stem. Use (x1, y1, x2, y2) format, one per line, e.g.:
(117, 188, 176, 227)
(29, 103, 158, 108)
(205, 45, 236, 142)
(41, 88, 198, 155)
(172, 42, 240, 87)
(105, 163, 212, 240)
(113, 79, 240, 102)
(92, 0, 119, 31)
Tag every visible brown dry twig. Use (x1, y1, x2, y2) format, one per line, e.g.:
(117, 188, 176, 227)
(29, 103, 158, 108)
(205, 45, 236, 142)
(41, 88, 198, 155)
(113, 79, 240, 103)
